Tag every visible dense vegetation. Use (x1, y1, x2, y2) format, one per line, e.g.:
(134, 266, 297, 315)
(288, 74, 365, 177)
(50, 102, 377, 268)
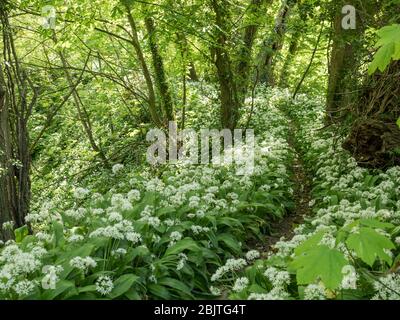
(0, 0, 400, 300)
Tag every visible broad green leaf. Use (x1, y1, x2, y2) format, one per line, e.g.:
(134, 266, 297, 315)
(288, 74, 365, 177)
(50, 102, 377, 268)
(294, 231, 325, 256)
(359, 219, 394, 230)
(52, 221, 65, 247)
(346, 227, 395, 266)
(291, 245, 348, 290)
(41, 280, 76, 300)
(148, 284, 171, 299)
(217, 233, 241, 254)
(165, 238, 200, 256)
(376, 24, 400, 47)
(397, 117, 400, 129)
(368, 42, 395, 74)
(109, 274, 139, 299)
(369, 24, 400, 74)
(15, 225, 29, 243)
(77, 285, 97, 294)
(157, 277, 194, 299)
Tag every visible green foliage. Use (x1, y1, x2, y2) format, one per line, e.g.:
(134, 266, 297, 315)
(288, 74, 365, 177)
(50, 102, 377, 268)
(346, 227, 395, 267)
(14, 226, 29, 243)
(369, 24, 400, 74)
(291, 245, 348, 290)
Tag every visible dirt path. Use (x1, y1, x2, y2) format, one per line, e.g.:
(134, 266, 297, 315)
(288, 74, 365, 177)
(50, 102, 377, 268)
(256, 115, 313, 256)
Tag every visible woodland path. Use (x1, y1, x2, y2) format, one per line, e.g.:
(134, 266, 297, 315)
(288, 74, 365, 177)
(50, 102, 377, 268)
(256, 108, 313, 257)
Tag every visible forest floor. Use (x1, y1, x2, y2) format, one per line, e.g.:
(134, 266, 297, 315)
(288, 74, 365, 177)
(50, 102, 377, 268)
(258, 109, 313, 257)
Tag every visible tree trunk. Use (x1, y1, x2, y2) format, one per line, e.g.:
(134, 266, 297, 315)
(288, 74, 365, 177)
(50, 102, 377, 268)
(124, 3, 163, 127)
(256, 0, 295, 85)
(145, 16, 174, 122)
(279, 29, 300, 87)
(54, 39, 110, 168)
(0, 67, 16, 240)
(188, 62, 199, 82)
(326, 0, 375, 121)
(0, 7, 36, 238)
(211, 0, 240, 130)
(235, 0, 269, 103)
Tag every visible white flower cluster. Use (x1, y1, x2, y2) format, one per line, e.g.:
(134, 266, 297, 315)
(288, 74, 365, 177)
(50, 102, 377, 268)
(232, 277, 249, 292)
(74, 187, 90, 199)
(95, 275, 114, 295)
(211, 258, 247, 282)
(245, 250, 260, 261)
(112, 164, 124, 175)
(70, 256, 97, 273)
(372, 274, 400, 300)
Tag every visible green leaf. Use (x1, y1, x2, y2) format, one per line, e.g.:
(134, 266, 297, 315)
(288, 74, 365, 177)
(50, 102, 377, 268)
(290, 245, 348, 290)
(41, 280, 76, 300)
(368, 42, 395, 74)
(217, 233, 241, 255)
(359, 219, 394, 230)
(157, 277, 194, 299)
(52, 221, 65, 247)
(15, 225, 29, 243)
(148, 284, 171, 299)
(294, 231, 325, 256)
(109, 274, 139, 299)
(397, 117, 400, 129)
(165, 238, 200, 256)
(346, 227, 395, 267)
(77, 285, 97, 294)
(369, 24, 400, 74)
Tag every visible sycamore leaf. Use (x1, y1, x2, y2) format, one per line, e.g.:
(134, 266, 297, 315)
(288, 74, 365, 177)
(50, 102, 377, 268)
(375, 24, 400, 47)
(368, 42, 395, 74)
(369, 24, 400, 75)
(359, 219, 395, 230)
(290, 245, 348, 290)
(346, 227, 395, 267)
(294, 230, 325, 256)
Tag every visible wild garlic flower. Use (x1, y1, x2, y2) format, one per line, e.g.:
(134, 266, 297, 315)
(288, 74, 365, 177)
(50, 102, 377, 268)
(2, 221, 15, 231)
(70, 256, 97, 273)
(73, 187, 90, 199)
(245, 250, 260, 261)
(127, 189, 141, 202)
(304, 284, 326, 300)
(232, 277, 249, 292)
(176, 253, 188, 271)
(170, 231, 183, 242)
(112, 164, 124, 175)
(372, 274, 400, 300)
(210, 286, 221, 296)
(14, 280, 37, 296)
(95, 276, 114, 296)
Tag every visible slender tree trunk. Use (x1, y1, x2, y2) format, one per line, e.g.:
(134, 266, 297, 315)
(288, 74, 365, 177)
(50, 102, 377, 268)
(124, 3, 163, 127)
(211, 0, 241, 130)
(145, 16, 174, 121)
(256, 0, 295, 85)
(0, 67, 16, 240)
(54, 38, 110, 167)
(188, 62, 199, 82)
(236, 0, 268, 103)
(326, 0, 374, 121)
(0, 7, 36, 237)
(292, 26, 323, 99)
(279, 30, 300, 87)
